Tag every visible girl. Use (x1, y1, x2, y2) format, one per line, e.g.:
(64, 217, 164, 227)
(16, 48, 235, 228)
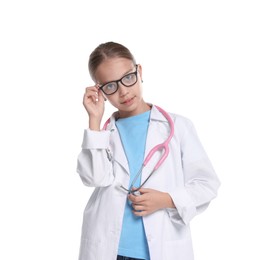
(77, 42, 220, 260)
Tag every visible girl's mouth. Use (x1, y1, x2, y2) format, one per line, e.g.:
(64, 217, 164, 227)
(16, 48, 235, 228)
(121, 97, 135, 105)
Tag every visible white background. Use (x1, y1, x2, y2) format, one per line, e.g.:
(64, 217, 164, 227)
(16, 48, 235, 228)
(0, 0, 275, 259)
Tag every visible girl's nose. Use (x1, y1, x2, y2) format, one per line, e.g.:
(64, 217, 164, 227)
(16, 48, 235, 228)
(118, 83, 129, 97)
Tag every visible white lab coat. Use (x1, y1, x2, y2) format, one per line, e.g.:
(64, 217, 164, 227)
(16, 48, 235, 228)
(77, 105, 220, 260)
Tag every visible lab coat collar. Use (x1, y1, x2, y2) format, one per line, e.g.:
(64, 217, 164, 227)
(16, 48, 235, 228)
(149, 104, 168, 122)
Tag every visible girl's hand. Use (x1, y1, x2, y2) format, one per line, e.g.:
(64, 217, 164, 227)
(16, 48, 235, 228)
(128, 188, 175, 217)
(83, 85, 105, 130)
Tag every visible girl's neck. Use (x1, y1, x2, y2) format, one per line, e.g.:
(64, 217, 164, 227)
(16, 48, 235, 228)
(117, 102, 151, 119)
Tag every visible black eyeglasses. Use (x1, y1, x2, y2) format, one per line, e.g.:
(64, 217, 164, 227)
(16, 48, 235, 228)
(99, 65, 138, 95)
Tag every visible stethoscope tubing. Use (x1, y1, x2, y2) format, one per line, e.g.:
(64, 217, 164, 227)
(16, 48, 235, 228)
(103, 105, 174, 195)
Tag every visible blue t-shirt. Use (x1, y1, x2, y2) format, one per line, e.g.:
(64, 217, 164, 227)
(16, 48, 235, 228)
(116, 110, 151, 260)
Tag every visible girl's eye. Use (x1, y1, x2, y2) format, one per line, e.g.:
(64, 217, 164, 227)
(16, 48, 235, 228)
(124, 74, 135, 81)
(105, 83, 116, 90)
(102, 82, 117, 94)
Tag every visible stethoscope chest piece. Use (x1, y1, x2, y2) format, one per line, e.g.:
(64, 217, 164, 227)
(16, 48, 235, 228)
(131, 190, 141, 196)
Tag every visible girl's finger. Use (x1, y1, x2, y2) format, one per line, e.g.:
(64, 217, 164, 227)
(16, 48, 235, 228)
(84, 87, 100, 103)
(132, 210, 147, 217)
(132, 204, 144, 212)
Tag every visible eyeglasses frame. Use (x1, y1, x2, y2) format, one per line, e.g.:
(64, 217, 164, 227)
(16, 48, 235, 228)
(98, 64, 139, 95)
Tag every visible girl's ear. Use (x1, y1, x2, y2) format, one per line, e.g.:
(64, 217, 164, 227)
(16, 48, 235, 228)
(137, 64, 143, 82)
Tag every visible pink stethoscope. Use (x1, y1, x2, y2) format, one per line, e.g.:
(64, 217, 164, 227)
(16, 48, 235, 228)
(103, 105, 175, 195)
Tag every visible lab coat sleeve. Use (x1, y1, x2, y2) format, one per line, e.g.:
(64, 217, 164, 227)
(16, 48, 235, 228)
(76, 129, 114, 187)
(167, 117, 220, 225)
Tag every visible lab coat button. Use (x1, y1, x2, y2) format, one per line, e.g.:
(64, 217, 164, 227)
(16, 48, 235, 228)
(147, 235, 153, 241)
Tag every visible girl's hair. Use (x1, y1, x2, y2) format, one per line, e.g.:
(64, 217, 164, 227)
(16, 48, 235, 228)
(88, 42, 136, 79)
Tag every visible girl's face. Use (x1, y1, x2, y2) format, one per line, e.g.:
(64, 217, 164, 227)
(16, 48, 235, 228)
(95, 58, 149, 118)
